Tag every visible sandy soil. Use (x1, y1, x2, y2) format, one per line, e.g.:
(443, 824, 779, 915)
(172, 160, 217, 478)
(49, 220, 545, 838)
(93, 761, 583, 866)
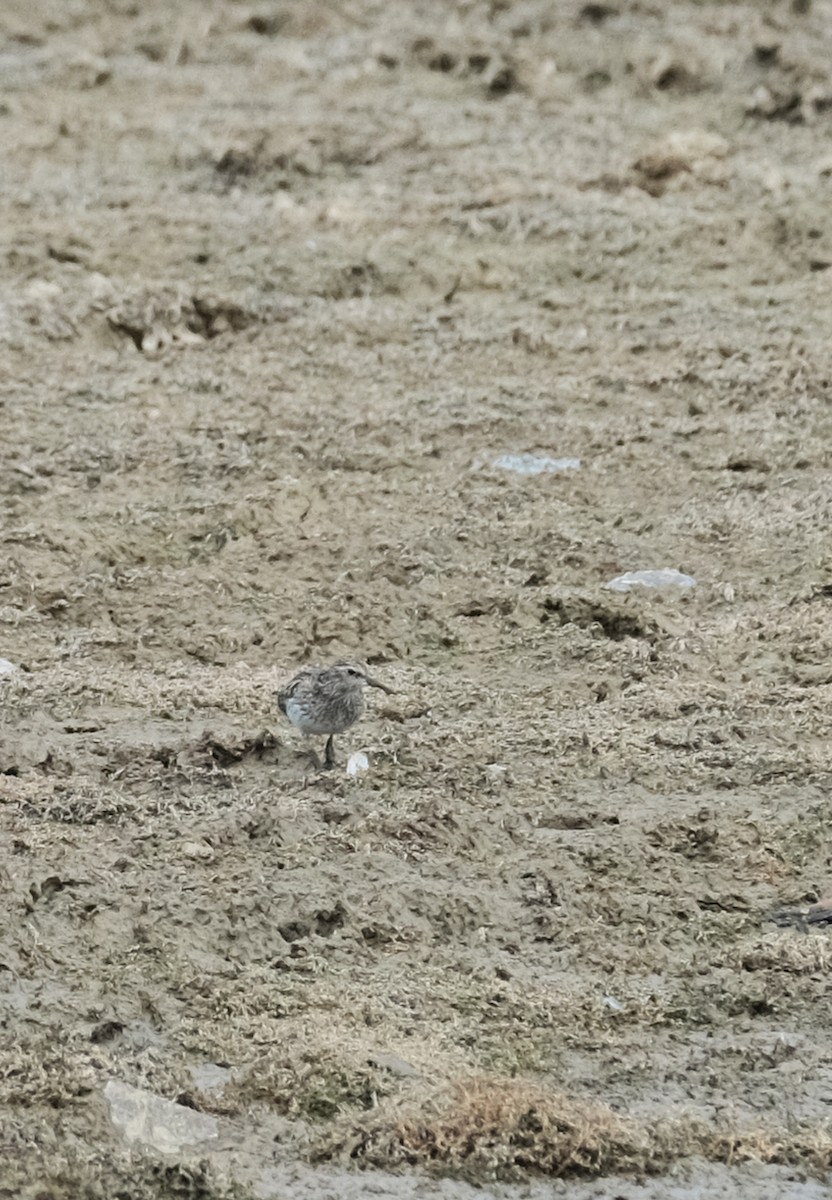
(1, 1, 832, 1197)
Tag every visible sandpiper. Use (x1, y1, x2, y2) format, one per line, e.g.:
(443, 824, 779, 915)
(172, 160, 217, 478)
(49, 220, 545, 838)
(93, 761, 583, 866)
(276, 662, 393, 769)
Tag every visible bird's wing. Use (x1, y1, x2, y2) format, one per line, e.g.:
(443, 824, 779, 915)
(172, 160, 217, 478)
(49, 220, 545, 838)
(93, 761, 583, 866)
(277, 669, 309, 715)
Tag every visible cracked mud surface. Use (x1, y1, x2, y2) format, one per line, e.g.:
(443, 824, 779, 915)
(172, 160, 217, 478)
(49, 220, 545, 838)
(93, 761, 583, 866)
(1, 1, 831, 1197)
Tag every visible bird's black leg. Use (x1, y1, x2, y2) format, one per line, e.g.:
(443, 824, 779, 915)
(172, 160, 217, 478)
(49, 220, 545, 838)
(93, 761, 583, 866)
(324, 735, 336, 769)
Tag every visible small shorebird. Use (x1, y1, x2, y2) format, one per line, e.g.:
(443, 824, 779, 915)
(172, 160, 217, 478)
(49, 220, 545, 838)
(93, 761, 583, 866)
(276, 662, 393, 769)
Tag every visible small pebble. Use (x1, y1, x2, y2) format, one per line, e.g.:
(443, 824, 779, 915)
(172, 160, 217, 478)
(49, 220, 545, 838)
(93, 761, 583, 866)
(346, 751, 370, 777)
(605, 568, 696, 592)
(181, 840, 214, 862)
(367, 1052, 420, 1078)
(493, 453, 581, 476)
(189, 1062, 233, 1092)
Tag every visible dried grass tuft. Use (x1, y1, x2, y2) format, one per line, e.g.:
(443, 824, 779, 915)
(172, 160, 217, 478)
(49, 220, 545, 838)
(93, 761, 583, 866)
(317, 1075, 832, 1182)
(320, 1076, 674, 1179)
(731, 931, 832, 975)
(710, 1127, 832, 1172)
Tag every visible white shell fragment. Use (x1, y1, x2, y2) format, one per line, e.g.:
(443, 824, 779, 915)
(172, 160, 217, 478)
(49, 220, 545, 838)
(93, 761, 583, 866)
(493, 453, 581, 476)
(0, 659, 18, 678)
(605, 568, 696, 593)
(346, 751, 370, 777)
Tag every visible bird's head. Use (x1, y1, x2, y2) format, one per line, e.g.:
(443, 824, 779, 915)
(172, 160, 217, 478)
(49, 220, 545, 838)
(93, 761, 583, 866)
(336, 661, 394, 694)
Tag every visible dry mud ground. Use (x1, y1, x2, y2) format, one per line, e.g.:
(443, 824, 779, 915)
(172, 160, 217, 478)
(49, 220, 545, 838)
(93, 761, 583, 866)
(1, 1, 832, 1197)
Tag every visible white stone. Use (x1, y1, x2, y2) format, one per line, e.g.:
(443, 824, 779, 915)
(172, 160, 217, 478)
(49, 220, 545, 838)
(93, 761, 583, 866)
(346, 751, 369, 776)
(189, 1062, 232, 1092)
(605, 568, 696, 592)
(493, 453, 581, 475)
(181, 840, 215, 862)
(104, 1079, 218, 1154)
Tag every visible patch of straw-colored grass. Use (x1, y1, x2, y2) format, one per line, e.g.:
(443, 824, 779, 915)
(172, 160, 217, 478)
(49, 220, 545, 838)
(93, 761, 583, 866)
(318, 1076, 675, 1179)
(728, 931, 832, 975)
(317, 1075, 832, 1182)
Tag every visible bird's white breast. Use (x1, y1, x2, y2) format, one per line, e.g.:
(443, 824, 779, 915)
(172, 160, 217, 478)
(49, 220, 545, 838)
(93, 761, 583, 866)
(285, 697, 309, 730)
(284, 697, 330, 735)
